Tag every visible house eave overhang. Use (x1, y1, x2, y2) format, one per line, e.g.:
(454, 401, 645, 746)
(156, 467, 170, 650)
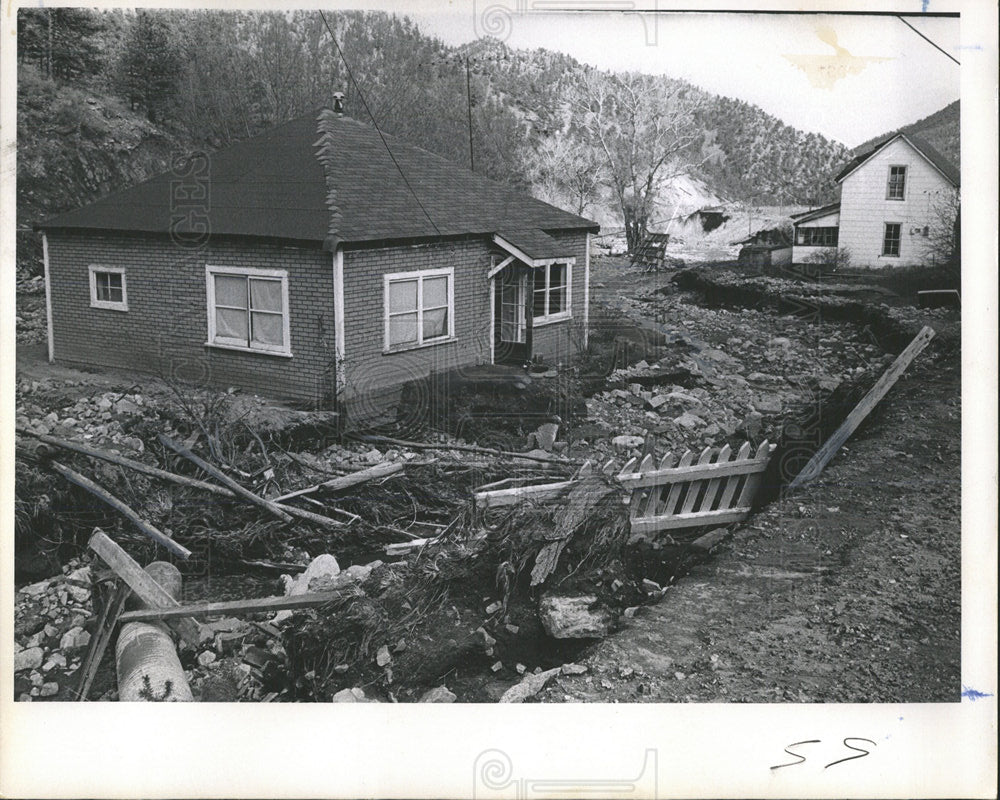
(492, 232, 577, 268)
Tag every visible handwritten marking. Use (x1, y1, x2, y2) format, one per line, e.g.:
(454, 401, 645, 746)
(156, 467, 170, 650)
(961, 686, 993, 702)
(825, 737, 876, 769)
(770, 740, 820, 770)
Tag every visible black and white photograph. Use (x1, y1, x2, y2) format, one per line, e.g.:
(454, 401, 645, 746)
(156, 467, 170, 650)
(2, 0, 996, 797)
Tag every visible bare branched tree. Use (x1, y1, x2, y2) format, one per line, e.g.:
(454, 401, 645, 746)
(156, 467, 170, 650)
(529, 132, 605, 216)
(572, 70, 714, 253)
(921, 187, 960, 272)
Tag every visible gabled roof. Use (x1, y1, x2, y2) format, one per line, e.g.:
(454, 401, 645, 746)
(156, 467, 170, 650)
(38, 111, 598, 247)
(834, 133, 959, 187)
(790, 202, 841, 225)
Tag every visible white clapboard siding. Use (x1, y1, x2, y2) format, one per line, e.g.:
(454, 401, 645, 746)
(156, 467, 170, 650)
(839, 137, 958, 268)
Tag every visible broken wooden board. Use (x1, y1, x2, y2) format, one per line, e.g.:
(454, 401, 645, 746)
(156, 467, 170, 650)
(118, 590, 346, 623)
(274, 461, 403, 502)
(88, 530, 204, 647)
(789, 325, 936, 488)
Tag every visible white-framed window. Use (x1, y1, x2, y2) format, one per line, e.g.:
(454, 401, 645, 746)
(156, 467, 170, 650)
(205, 265, 291, 356)
(533, 262, 571, 324)
(882, 223, 902, 257)
(383, 267, 455, 351)
(89, 265, 128, 311)
(886, 165, 907, 200)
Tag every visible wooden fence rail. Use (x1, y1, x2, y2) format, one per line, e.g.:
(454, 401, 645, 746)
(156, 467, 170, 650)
(617, 440, 775, 539)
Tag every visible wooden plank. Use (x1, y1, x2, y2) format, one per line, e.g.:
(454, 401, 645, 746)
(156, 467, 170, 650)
(629, 506, 752, 534)
(628, 454, 655, 519)
(717, 442, 752, 511)
(698, 444, 731, 513)
(474, 479, 577, 509)
(679, 447, 715, 514)
(640, 452, 673, 519)
(274, 461, 403, 502)
(158, 434, 293, 523)
(790, 326, 936, 488)
(52, 462, 192, 559)
(118, 590, 346, 623)
(616, 453, 770, 489)
(17, 429, 233, 498)
(659, 450, 695, 517)
(75, 579, 131, 701)
(737, 440, 775, 506)
(88, 530, 203, 647)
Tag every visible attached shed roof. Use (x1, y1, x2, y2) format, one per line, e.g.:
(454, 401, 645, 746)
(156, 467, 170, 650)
(834, 133, 959, 187)
(38, 112, 598, 247)
(790, 202, 841, 225)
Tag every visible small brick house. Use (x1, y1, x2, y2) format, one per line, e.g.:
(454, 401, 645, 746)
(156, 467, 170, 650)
(37, 110, 599, 418)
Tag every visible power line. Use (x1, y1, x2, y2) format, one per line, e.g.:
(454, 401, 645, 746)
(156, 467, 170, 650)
(317, 10, 441, 236)
(896, 16, 960, 66)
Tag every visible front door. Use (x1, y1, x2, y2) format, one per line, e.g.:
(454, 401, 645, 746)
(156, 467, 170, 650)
(494, 265, 532, 364)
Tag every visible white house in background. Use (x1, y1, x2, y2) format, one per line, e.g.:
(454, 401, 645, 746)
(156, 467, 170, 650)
(792, 133, 959, 268)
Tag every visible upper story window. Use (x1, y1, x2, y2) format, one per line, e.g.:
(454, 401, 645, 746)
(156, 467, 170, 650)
(89, 265, 128, 311)
(532, 262, 571, 324)
(384, 267, 454, 351)
(205, 265, 291, 356)
(887, 165, 907, 200)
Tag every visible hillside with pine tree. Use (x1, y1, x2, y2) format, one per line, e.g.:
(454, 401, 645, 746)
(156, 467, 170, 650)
(16, 8, 955, 271)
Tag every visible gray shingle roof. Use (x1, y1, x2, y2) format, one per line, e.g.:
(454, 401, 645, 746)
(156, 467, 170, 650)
(835, 133, 959, 186)
(38, 111, 599, 246)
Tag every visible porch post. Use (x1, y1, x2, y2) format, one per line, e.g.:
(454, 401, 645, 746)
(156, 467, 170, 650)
(43, 233, 54, 363)
(333, 247, 346, 392)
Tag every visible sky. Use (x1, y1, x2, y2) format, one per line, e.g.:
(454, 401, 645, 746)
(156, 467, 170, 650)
(353, 3, 961, 147)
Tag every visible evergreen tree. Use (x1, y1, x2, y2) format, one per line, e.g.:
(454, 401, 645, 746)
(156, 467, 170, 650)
(118, 11, 181, 123)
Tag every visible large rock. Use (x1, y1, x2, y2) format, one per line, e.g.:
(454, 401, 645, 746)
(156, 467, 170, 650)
(612, 435, 644, 452)
(539, 595, 613, 639)
(499, 667, 561, 703)
(419, 686, 457, 703)
(15, 647, 44, 672)
(673, 411, 706, 430)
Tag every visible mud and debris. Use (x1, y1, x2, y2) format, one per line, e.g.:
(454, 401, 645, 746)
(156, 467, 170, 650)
(14, 254, 960, 703)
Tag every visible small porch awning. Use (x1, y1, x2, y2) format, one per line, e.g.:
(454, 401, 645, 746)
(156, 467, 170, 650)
(790, 202, 841, 227)
(493, 228, 576, 267)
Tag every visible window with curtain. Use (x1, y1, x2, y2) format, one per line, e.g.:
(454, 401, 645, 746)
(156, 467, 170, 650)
(206, 266, 290, 355)
(384, 268, 454, 350)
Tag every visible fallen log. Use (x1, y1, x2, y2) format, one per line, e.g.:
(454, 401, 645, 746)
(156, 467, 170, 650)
(273, 460, 403, 503)
(52, 461, 192, 559)
(88, 530, 203, 647)
(18, 428, 342, 528)
(158, 433, 293, 523)
(118, 589, 346, 623)
(16, 428, 232, 497)
(116, 561, 194, 702)
(789, 325, 936, 488)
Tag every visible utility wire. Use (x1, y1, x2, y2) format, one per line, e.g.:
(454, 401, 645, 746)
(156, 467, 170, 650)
(896, 16, 960, 66)
(317, 10, 441, 236)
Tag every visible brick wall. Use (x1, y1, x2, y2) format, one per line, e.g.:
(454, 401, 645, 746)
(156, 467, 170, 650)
(45, 232, 337, 406)
(529, 230, 588, 365)
(340, 238, 492, 421)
